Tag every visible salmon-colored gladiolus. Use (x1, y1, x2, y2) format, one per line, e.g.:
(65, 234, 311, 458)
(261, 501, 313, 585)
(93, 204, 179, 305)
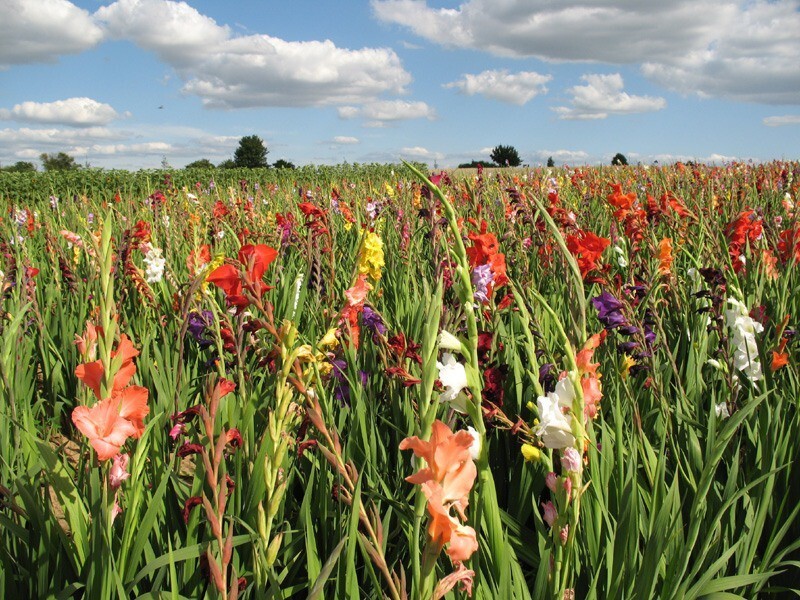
(575, 332, 605, 420)
(73, 334, 149, 461)
(72, 386, 149, 461)
(75, 334, 140, 401)
(400, 420, 478, 563)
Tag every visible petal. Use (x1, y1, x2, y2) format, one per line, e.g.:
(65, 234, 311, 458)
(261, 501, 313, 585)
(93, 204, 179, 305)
(207, 264, 242, 297)
(116, 386, 149, 438)
(75, 360, 104, 400)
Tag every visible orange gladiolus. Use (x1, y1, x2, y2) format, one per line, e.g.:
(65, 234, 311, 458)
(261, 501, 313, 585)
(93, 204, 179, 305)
(73, 333, 149, 461)
(75, 334, 140, 401)
(658, 237, 673, 274)
(400, 421, 478, 563)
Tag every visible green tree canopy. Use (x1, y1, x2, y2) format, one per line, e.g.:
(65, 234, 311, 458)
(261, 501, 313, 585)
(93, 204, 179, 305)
(490, 145, 522, 167)
(185, 158, 216, 169)
(611, 152, 629, 166)
(40, 152, 79, 171)
(547, 156, 555, 167)
(457, 160, 494, 169)
(272, 159, 296, 170)
(233, 135, 269, 168)
(2, 161, 37, 172)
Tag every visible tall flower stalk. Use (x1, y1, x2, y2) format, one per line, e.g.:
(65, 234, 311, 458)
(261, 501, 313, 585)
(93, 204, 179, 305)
(404, 162, 508, 589)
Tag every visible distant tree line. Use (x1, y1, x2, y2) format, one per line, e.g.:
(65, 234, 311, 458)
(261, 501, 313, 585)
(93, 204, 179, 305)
(3, 137, 632, 173)
(1, 136, 296, 173)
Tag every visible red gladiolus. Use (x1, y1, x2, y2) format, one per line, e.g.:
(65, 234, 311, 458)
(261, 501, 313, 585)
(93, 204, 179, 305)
(566, 230, 611, 279)
(207, 244, 278, 309)
(726, 209, 762, 271)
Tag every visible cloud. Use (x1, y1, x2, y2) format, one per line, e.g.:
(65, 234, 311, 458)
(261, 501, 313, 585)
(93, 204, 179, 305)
(331, 136, 360, 144)
(373, 0, 800, 104)
(763, 115, 800, 127)
(0, 0, 104, 68)
(0, 98, 124, 127)
(337, 100, 436, 124)
(533, 149, 590, 164)
(444, 69, 551, 105)
(96, 0, 413, 108)
(553, 74, 666, 120)
(399, 146, 445, 161)
(0, 123, 245, 170)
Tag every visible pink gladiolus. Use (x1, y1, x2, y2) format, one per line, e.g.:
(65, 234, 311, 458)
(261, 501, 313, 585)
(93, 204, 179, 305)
(109, 453, 130, 489)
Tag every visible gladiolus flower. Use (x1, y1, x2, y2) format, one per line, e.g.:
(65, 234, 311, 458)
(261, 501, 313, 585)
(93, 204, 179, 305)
(437, 352, 469, 413)
(561, 447, 582, 473)
(542, 501, 557, 528)
(400, 421, 478, 563)
(521, 444, 540, 462)
(109, 453, 130, 489)
(657, 237, 673, 274)
(358, 231, 385, 281)
(72, 393, 147, 461)
(535, 377, 575, 449)
(566, 229, 610, 279)
(207, 244, 277, 309)
(75, 334, 140, 401)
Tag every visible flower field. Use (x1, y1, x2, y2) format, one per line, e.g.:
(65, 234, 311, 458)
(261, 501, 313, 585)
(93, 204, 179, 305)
(0, 161, 799, 599)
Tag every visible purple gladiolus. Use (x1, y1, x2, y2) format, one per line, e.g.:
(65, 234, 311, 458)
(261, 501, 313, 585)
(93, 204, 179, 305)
(472, 264, 494, 303)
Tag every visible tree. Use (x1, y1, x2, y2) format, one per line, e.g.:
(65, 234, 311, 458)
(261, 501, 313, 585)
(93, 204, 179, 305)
(546, 156, 555, 167)
(457, 160, 494, 169)
(185, 158, 215, 169)
(611, 152, 628, 166)
(2, 161, 36, 172)
(490, 145, 522, 167)
(234, 135, 269, 168)
(218, 159, 236, 169)
(272, 159, 296, 170)
(40, 152, 79, 171)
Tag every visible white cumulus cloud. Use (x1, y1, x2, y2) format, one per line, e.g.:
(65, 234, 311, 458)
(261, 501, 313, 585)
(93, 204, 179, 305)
(444, 69, 551, 105)
(373, 0, 800, 104)
(553, 74, 666, 120)
(763, 115, 800, 127)
(0, 98, 123, 127)
(0, 0, 103, 68)
(337, 100, 436, 124)
(96, 0, 413, 108)
(331, 136, 360, 144)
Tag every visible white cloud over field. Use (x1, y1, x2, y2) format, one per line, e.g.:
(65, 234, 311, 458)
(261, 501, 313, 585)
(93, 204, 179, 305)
(763, 115, 800, 127)
(444, 69, 552, 105)
(373, 0, 800, 104)
(0, 98, 126, 127)
(0, 0, 103, 68)
(337, 100, 436, 125)
(95, 0, 412, 109)
(553, 74, 666, 120)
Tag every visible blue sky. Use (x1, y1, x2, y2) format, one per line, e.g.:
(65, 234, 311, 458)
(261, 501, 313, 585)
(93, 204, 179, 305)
(1, 0, 799, 170)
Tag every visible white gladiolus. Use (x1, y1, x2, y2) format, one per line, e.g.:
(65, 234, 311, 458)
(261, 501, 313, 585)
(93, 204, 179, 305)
(143, 247, 166, 283)
(725, 298, 763, 383)
(535, 377, 576, 449)
(715, 402, 731, 419)
(437, 352, 469, 413)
